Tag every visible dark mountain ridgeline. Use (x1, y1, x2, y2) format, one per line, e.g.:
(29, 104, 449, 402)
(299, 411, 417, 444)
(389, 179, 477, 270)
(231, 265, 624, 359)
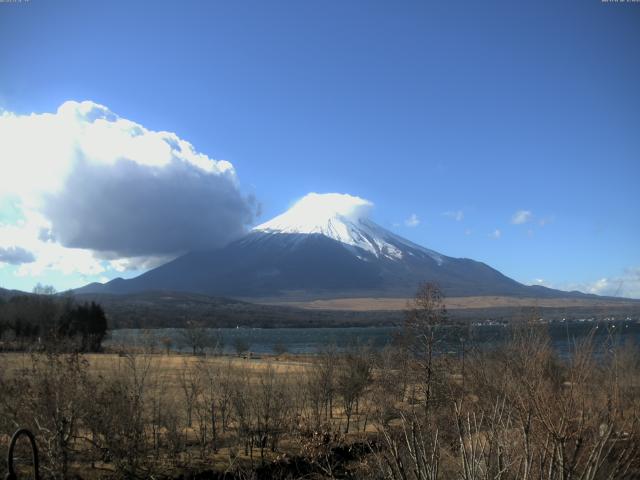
(75, 231, 607, 301)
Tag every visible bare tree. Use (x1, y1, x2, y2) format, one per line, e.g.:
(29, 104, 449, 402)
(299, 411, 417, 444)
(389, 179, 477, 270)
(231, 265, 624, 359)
(82, 353, 155, 478)
(32, 283, 57, 295)
(233, 336, 251, 357)
(251, 363, 292, 462)
(195, 357, 233, 454)
(336, 345, 373, 433)
(21, 352, 88, 479)
(230, 364, 254, 458)
(178, 359, 201, 429)
(179, 320, 212, 355)
(217, 359, 234, 433)
(403, 282, 447, 417)
(160, 335, 173, 355)
(372, 345, 405, 425)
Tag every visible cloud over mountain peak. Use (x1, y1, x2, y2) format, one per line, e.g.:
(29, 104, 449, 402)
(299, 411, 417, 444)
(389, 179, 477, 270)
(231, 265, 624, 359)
(255, 192, 373, 233)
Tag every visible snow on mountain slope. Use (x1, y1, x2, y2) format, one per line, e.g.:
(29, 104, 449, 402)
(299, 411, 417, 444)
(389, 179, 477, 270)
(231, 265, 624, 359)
(253, 193, 444, 264)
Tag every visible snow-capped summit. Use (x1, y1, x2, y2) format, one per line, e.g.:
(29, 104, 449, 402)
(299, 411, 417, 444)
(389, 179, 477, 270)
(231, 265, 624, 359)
(253, 192, 443, 263)
(254, 193, 373, 236)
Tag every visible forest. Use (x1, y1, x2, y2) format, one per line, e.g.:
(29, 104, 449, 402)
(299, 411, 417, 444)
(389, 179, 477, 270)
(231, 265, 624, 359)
(0, 287, 108, 352)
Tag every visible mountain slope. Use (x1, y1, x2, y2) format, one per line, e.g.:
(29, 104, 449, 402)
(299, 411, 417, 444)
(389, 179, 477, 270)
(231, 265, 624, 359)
(76, 193, 604, 300)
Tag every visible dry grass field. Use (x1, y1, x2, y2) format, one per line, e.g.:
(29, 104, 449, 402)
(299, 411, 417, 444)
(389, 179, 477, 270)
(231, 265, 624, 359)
(0, 351, 314, 383)
(0, 350, 379, 478)
(259, 295, 640, 311)
(1, 322, 639, 479)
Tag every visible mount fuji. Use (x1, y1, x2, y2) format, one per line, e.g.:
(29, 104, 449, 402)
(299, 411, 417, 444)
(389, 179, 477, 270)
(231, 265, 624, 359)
(76, 193, 595, 301)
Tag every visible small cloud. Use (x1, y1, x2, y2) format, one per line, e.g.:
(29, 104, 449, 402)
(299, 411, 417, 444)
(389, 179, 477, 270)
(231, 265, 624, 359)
(105, 254, 175, 273)
(511, 210, 532, 225)
(578, 271, 639, 298)
(464, 228, 472, 236)
(0, 246, 36, 265)
(405, 213, 420, 227)
(544, 267, 640, 299)
(586, 278, 611, 295)
(538, 216, 554, 227)
(489, 229, 501, 239)
(443, 210, 464, 221)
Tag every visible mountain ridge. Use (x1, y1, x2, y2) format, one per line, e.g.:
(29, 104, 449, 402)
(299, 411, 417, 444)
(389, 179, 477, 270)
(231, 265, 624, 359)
(73, 193, 632, 302)
(74, 229, 606, 301)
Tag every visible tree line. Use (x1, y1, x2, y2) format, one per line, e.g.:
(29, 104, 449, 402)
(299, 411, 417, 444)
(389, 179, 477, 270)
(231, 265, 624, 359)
(0, 284, 108, 352)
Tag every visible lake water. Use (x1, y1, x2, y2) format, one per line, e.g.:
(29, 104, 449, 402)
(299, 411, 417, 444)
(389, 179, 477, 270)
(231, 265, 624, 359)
(105, 320, 640, 357)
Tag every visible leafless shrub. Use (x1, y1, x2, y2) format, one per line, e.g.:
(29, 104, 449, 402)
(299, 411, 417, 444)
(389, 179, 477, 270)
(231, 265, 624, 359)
(230, 362, 254, 458)
(178, 359, 201, 430)
(337, 345, 373, 434)
(8, 353, 88, 479)
(371, 410, 440, 480)
(251, 363, 292, 462)
(82, 354, 155, 478)
(306, 346, 338, 431)
(300, 427, 349, 479)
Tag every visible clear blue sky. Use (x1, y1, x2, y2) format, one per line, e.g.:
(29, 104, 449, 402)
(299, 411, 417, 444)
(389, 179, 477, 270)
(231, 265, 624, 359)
(0, 0, 639, 296)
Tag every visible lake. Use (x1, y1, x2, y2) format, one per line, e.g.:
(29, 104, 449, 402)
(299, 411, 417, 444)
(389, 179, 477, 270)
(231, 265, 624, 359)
(105, 320, 640, 357)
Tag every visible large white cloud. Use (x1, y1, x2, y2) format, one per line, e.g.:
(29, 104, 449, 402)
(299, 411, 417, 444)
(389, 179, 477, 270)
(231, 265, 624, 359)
(0, 100, 255, 275)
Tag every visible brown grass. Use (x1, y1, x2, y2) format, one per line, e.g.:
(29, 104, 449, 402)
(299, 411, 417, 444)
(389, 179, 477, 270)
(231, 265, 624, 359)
(0, 351, 314, 384)
(2, 329, 638, 480)
(257, 295, 640, 311)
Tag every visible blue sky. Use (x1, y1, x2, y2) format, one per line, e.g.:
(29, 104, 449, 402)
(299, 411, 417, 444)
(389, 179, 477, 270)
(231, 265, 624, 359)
(0, 0, 639, 297)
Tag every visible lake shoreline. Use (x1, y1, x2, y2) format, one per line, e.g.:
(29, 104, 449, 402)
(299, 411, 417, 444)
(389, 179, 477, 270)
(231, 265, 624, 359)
(104, 320, 640, 357)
